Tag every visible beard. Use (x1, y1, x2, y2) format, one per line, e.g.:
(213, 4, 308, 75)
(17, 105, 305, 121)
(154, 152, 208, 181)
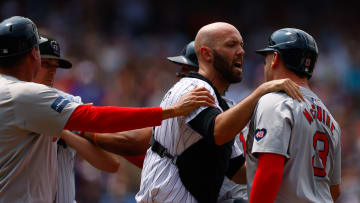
(212, 50, 242, 84)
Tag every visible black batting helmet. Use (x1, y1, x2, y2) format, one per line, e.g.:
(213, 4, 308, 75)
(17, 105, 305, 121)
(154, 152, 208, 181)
(256, 28, 318, 79)
(0, 16, 46, 58)
(167, 41, 199, 68)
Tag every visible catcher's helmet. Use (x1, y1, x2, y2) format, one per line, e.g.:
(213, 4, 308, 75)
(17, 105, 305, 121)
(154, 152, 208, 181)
(256, 28, 318, 79)
(167, 41, 199, 68)
(0, 16, 46, 58)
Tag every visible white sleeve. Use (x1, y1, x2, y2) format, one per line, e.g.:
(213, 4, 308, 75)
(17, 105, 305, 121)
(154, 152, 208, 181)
(55, 89, 83, 104)
(250, 94, 294, 158)
(12, 83, 80, 137)
(184, 80, 221, 124)
(231, 135, 242, 158)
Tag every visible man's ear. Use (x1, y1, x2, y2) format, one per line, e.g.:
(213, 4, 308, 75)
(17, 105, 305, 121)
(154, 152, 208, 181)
(29, 47, 40, 60)
(199, 46, 213, 63)
(271, 52, 280, 68)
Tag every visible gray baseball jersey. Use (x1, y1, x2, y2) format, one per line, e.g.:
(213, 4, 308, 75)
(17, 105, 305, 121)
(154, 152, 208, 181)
(0, 74, 79, 202)
(54, 90, 82, 203)
(246, 87, 341, 203)
(136, 77, 242, 203)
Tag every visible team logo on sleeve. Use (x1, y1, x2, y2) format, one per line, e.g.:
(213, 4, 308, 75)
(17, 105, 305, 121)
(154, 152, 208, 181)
(254, 128, 267, 141)
(51, 96, 70, 113)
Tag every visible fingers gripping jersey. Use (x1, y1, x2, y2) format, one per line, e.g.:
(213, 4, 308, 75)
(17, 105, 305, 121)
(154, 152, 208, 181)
(246, 87, 341, 203)
(136, 77, 242, 203)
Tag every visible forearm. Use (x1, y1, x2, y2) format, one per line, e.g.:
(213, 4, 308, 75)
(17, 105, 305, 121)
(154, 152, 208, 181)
(330, 184, 340, 202)
(61, 130, 120, 173)
(250, 153, 285, 203)
(214, 87, 264, 145)
(83, 127, 152, 156)
(231, 163, 247, 184)
(65, 105, 162, 133)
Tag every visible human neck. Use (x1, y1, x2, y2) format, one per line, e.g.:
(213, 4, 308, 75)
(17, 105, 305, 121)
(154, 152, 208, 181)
(198, 66, 229, 96)
(0, 64, 32, 82)
(274, 71, 309, 89)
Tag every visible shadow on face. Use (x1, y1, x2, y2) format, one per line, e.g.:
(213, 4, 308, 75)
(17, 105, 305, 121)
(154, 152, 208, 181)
(33, 58, 59, 86)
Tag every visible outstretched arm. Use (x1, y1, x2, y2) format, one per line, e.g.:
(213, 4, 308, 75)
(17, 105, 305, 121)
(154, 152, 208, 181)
(83, 127, 153, 156)
(64, 87, 215, 133)
(214, 78, 303, 145)
(61, 130, 120, 173)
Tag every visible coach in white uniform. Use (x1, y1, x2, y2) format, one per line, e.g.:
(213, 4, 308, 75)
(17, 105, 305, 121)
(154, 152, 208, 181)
(136, 22, 304, 203)
(34, 36, 120, 203)
(246, 28, 341, 202)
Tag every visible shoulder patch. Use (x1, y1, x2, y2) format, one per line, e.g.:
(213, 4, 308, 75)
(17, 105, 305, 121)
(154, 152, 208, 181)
(51, 96, 70, 113)
(254, 128, 267, 141)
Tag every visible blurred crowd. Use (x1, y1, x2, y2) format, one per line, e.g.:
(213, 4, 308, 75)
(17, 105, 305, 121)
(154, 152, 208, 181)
(1, 0, 359, 202)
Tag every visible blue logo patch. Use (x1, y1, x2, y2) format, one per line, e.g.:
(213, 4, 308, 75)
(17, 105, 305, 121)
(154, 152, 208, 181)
(51, 96, 70, 113)
(254, 128, 267, 141)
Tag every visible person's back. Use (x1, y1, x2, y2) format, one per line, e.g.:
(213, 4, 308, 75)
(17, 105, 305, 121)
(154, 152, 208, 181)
(246, 28, 341, 203)
(0, 75, 66, 202)
(246, 87, 341, 203)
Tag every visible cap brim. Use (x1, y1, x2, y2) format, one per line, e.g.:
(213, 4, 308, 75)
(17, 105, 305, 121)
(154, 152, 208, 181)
(39, 36, 48, 44)
(167, 56, 198, 68)
(255, 47, 276, 55)
(40, 54, 72, 69)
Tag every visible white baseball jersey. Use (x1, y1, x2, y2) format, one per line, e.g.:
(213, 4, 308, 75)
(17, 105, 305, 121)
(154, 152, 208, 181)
(0, 74, 79, 203)
(218, 127, 248, 202)
(55, 90, 82, 203)
(136, 77, 242, 203)
(246, 87, 341, 203)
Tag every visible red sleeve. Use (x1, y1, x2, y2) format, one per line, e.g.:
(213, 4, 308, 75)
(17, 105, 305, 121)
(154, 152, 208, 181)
(123, 155, 146, 169)
(64, 105, 162, 133)
(249, 153, 285, 203)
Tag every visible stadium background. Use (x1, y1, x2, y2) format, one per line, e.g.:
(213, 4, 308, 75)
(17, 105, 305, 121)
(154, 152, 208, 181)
(1, 0, 359, 202)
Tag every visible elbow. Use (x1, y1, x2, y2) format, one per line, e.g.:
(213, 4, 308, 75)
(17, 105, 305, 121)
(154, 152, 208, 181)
(214, 136, 226, 146)
(104, 160, 121, 173)
(213, 131, 232, 146)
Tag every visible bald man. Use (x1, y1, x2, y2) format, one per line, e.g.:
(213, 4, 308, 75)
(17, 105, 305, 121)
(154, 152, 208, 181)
(136, 22, 303, 203)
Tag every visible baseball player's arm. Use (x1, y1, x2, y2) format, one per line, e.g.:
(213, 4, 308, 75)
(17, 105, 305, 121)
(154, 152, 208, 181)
(64, 87, 214, 133)
(82, 127, 152, 156)
(213, 78, 303, 145)
(61, 130, 120, 173)
(330, 184, 340, 202)
(231, 163, 247, 184)
(249, 153, 285, 203)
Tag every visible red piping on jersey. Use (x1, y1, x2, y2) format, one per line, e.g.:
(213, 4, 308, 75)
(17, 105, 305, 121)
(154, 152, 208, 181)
(65, 105, 162, 133)
(123, 155, 145, 168)
(249, 153, 285, 203)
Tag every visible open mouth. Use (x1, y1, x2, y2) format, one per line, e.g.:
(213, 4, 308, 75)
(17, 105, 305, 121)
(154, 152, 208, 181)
(234, 62, 242, 69)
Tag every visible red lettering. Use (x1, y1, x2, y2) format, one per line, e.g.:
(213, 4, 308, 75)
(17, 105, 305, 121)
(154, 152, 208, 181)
(330, 123, 335, 136)
(317, 106, 322, 121)
(326, 115, 330, 128)
(303, 109, 314, 124)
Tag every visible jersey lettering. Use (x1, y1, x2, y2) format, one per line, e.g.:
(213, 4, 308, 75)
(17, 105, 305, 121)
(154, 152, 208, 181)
(303, 104, 336, 136)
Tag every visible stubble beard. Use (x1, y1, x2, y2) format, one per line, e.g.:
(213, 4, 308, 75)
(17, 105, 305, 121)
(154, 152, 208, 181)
(212, 50, 242, 84)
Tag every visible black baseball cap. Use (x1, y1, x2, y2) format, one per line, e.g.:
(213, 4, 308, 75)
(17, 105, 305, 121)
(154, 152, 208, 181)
(39, 36, 72, 69)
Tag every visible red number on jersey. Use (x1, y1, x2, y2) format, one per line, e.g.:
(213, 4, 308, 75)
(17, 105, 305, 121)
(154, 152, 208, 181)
(312, 132, 329, 177)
